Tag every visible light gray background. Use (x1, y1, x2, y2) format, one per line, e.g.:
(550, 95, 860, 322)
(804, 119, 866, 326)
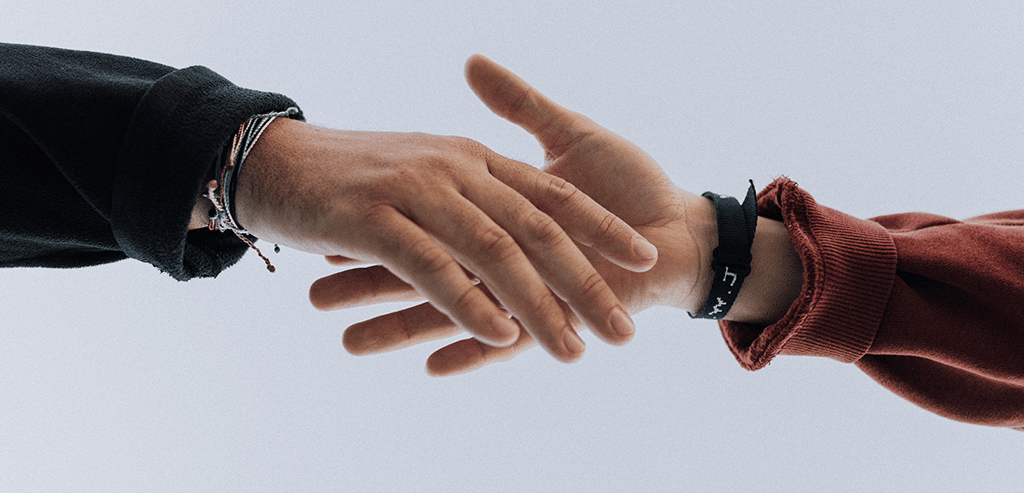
(2, 1, 1022, 491)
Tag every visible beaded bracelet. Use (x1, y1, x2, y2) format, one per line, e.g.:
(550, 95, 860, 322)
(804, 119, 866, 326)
(205, 107, 300, 272)
(688, 181, 758, 320)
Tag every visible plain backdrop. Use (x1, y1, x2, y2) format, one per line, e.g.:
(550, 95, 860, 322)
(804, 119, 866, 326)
(2, 1, 1022, 491)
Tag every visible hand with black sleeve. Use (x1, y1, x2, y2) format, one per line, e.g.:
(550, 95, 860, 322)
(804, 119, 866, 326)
(0, 44, 656, 362)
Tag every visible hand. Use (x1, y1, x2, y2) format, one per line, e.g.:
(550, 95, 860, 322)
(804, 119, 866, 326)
(235, 118, 659, 362)
(321, 55, 722, 374)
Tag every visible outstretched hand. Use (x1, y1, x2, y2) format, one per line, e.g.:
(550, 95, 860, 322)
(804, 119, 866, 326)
(237, 94, 661, 363)
(314, 55, 721, 374)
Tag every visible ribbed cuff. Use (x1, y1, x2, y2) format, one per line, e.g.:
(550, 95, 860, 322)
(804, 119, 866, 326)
(718, 178, 898, 370)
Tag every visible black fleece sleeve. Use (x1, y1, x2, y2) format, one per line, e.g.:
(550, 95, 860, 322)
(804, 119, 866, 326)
(0, 43, 302, 280)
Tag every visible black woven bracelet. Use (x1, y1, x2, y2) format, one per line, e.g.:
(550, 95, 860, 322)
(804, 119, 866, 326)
(688, 181, 758, 320)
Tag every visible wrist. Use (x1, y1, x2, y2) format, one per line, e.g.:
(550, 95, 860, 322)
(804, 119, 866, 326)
(677, 194, 717, 313)
(724, 216, 803, 324)
(233, 116, 296, 243)
(631, 191, 717, 314)
(668, 190, 803, 324)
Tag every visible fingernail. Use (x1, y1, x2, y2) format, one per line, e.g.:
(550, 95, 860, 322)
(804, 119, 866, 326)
(564, 331, 586, 355)
(633, 237, 658, 260)
(610, 307, 635, 337)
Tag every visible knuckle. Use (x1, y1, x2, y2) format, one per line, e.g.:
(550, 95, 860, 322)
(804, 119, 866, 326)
(361, 204, 394, 226)
(522, 289, 561, 322)
(595, 212, 621, 239)
(521, 209, 565, 246)
(540, 174, 580, 208)
(394, 308, 418, 343)
(447, 135, 484, 153)
(435, 136, 488, 167)
(450, 284, 482, 315)
(577, 272, 608, 300)
(543, 120, 575, 155)
(405, 239, 456, 277)
(413, 137, 489, 181)
(415, 149, 453, 173)
(375, 166, 432, 202)
(507, 86, 534, 117)
(541, 114, 589, 156)
(469, 226, 520, 263)
(358, 266, 396, 297)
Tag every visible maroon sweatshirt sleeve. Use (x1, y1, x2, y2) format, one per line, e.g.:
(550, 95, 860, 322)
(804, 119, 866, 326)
(719, 178, 1024, 429)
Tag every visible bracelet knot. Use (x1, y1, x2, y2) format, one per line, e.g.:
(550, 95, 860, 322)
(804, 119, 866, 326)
(688, 180, 758, 320)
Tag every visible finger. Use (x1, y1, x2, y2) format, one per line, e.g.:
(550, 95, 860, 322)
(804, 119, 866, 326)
(409, 189, 588, 362)
(344, 283, 509, 356)
(309, 265, 423, 311)
(465, 54, 595, 157)
(343, 301, 465, 356)
(426, 328, 538, 377)
(486, 153, 658, 273)
(324, 255, 362, 266)
(364, 207, 520, 347)
(456, 176, 636, 347)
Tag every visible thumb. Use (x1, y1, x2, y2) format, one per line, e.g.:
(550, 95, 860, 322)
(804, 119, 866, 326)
(464, 54, 593, 155)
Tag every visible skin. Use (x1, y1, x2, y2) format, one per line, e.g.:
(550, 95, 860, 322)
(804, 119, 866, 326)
(190, 110, 661, 362)
(310, 55, 805, 375)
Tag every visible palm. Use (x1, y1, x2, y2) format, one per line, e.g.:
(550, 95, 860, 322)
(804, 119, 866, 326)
(545, 131, 678, 226)
(533, 121, 704, 315)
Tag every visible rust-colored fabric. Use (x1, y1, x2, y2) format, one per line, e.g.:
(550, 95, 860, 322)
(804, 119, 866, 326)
(720, 178, 1024, 429)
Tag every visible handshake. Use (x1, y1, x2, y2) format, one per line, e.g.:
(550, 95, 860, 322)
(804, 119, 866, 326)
(232, 55, 800, 375)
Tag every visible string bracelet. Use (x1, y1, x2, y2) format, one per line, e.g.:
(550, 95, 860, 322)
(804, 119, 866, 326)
(205, 106, 300, 273)
(688, 180, 758, 320)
